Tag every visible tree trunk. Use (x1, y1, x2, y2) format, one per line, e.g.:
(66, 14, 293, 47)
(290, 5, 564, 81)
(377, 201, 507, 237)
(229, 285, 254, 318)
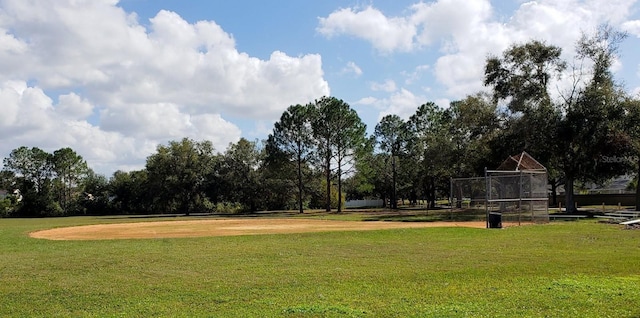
(636, 158, 640, 211)
(325, 155, 331, 212)
(429, 177, 436, 209)
(550, 179, 558, 207)
(297, 152, 304, 214)
(183, 190, 192, 216)
(565, 177, 575, 214)
(337, 166, 342, 213)
(391, 156, 397, 209)
(422, 182, 429, 208)
(381, 193, 387, 208)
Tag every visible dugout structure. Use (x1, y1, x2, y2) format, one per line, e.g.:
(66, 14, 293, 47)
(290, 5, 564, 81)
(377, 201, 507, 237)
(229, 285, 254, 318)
(451, 152, 549, 228)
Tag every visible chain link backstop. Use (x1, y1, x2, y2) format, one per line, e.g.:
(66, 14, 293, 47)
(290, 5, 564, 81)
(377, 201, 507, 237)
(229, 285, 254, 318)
(451, 169, 549, 228)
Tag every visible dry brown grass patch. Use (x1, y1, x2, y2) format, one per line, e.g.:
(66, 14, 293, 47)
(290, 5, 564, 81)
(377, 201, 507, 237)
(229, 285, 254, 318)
(30, 218, 489, 240)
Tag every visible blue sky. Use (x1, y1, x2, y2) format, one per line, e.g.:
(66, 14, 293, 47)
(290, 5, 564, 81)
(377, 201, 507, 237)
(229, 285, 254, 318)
(1, 0, 639, 176)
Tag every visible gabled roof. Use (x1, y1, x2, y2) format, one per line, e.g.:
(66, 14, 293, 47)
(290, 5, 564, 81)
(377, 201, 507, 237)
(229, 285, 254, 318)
(496, 151, 546, 171)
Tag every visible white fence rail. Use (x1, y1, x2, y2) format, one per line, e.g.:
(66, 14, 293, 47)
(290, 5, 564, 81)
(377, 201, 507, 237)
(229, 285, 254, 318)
(345, 199, 384, 208)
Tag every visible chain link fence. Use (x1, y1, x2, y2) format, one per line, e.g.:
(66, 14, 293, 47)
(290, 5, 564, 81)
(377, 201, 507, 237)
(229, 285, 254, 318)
(451, 170, 549, 227)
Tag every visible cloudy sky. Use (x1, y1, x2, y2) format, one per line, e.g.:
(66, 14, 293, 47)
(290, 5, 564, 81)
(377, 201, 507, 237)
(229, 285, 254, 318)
(1, 0, 639, 176)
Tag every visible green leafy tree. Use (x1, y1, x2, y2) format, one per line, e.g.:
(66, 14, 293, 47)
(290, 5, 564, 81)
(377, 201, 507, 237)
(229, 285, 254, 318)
(363, 154, 394, 207)
(556, 26, 634, 212)
(485, 40, 565, 113)
(485, 40, 565, 204)
(109, 169, 151, 214)
(146, 138, 216, 215)
(0, 170, 17, 197)
(311, 96, 367, 212)
(260, 137, 298, 210)
(310, 96, 337, 212)
(486, 26, 635, 213)
(81, 171, 111, 215)
(622, 98, 640, 210)
(343, 137, 378, 202)
(218, 138, 264, 212)
(448, 94, 500, 177)
(3, 146, 53, 193)
(403, 97, 498, 208)
(449, 97, 495, 208)
(375, 114, 410, 208)
(2, 146, 58, 216)
(0, 170, 18, 217)
(52, 147, 91, 214)
(269, 104, 314, 213)
(406, 102, 462, 207)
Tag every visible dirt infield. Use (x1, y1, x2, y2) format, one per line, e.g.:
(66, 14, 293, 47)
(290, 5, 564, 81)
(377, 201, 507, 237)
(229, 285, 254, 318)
(29, 218, 489, 240)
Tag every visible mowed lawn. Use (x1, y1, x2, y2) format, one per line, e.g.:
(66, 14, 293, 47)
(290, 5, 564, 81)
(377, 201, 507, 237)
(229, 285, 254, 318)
(1, 216, 639, 317)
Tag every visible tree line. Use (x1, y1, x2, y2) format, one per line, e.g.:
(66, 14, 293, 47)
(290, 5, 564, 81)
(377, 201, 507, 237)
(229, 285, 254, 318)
(1, 26, 639, 217)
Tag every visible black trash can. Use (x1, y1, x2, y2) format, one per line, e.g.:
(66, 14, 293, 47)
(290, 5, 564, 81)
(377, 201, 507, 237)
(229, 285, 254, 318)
(488, 212, 502, 229)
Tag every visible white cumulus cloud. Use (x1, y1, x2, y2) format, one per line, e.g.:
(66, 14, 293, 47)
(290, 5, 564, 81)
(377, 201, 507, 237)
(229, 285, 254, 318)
(319, 0, 640, 110)
(622, 20, 640, 36)
(361, 88, 427, 120)
(317, 6, 417, 53)
(370, 80, 398, 93)
(0, 0, 329, 175)
(342, 61, 363, 76)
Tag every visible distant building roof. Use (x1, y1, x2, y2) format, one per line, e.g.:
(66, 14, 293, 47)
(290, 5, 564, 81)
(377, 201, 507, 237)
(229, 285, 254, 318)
(496, 151, 546, 171)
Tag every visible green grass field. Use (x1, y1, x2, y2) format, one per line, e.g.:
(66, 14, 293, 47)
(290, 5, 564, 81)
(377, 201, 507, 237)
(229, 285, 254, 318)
(1, 215, 639, 317)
